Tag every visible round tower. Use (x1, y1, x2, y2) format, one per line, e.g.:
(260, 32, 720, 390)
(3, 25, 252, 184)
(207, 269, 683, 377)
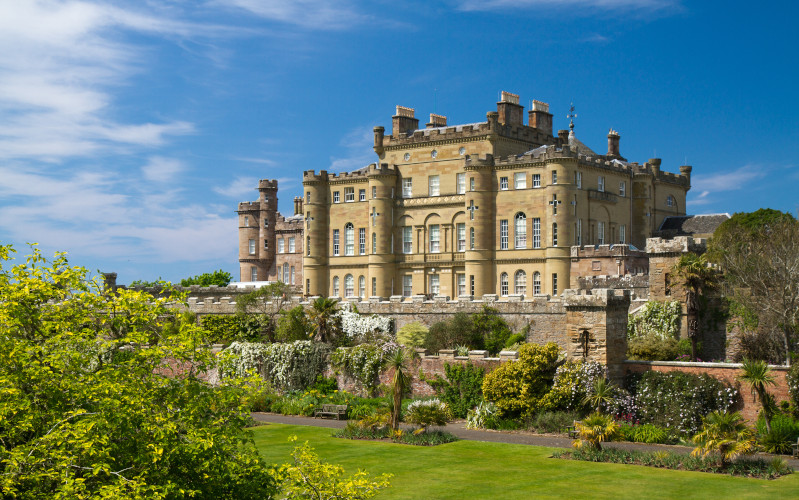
(544, 160, 573, 296)
(367, 164, 398, 298)
(302, 171, 330, 296)
(464, 155, 496, 297)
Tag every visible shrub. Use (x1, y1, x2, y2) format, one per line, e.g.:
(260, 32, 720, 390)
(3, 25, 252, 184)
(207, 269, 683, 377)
(331, 340, 398, 394)
(482, 342, 562, 419)
(635, 370, 738, 435)
(220, 341, 330, 391)
(201, 314, 266, 343)
(542, 359, 604, 412)
(396, 321, 428, 348)
(504, 333, 526, 348)
(466, 400, 498, 430)
(405, 399, 450, 431)
(340, 309, 394, 343)
(427, 362, 486, 418)
(529, 411, 581, 434)
(310, 374, 339, 394)
(276, 305, 311, 342)
(472, 306, 513, 356)
(628, 300, 682, 340)
(424, 313, 483, 353)
(572, 413, 620, 451)
(756, 413, 799, 454)
(626, 335, 683, 361)
(692, 410, 757, 467)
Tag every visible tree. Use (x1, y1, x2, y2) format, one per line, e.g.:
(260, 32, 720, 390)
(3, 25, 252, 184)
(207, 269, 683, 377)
(739, 358, 777, 433)
(691, 410, 756, 467)
(0, 244, 278, 498)
(386, 348, 414, 431)
(180, 269, 233, 287)
(308, 297, 342, 344)
(708, 209, 799, 364)
(672, 252, 717, 360)
(236, 281, 294, 342)
(581, 378, 617, 414)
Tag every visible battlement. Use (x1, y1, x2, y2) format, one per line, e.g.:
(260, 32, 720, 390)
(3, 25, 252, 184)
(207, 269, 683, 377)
(237, 201, 262, 212)
(570, 244, 647, 259)
(366, 163, 399, 177)
(645, 235, 706, 255)
(275, 212, 305, 226)
(258, 179, 278, 190)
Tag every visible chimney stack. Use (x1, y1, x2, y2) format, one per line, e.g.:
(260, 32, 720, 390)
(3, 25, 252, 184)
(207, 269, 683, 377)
(392, 106, 419, 137)
(426, 113, 447, 128)
(528, 100, 553, 136)
(497, 91, 524, 126)
(373, 126, 384, 156)
(558, 129, 569, 144)
(293, 196, 304, 215)
(607, 129, 621, 157)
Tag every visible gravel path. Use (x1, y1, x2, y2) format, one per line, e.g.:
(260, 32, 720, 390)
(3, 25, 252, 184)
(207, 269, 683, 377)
(252, 412, 799, 467)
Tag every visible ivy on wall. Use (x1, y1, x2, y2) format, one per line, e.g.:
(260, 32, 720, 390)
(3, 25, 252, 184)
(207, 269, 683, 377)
(627, 301, 682, 340)
(220, 341, 329, 391)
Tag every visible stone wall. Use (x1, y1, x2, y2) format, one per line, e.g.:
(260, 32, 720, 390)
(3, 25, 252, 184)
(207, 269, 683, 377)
(624, 360, 791, 423)
(574, 274, 649, 300)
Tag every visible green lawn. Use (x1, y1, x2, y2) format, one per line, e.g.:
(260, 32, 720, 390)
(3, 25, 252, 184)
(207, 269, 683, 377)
(252, 423, 799, 499)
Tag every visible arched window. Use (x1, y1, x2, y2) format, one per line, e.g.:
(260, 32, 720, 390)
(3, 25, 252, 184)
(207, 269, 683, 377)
(500, 272, 509, 296)
(359, 275, 366, 298)
(345, 274, 354, 297)
(515, 212, 526, 248)
(345, 223, 354, 256)
(514, 270, 526, 295)
(332, 276, 340, 297)
(533, 271, 541, 295)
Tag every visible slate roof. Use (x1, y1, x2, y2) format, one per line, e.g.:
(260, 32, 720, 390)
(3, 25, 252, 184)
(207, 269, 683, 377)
(657, 214, 731, 237)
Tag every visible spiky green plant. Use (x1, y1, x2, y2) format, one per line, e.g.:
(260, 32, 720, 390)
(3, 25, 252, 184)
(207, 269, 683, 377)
(387, 348, 413, 430)
(581, 378, 616, 414)
(572, 413, 620, 451)
(691, 410, 757, 467)
(739, 358, 777, 433)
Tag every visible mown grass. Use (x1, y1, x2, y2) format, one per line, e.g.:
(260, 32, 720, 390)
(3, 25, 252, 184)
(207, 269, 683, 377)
(252, 423, 799, 499)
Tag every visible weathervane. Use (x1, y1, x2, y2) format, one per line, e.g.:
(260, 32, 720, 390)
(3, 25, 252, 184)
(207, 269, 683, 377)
(567, 102, 577, 131)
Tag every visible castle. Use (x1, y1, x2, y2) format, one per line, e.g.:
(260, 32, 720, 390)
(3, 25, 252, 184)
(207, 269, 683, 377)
(238, 92, 691, 298)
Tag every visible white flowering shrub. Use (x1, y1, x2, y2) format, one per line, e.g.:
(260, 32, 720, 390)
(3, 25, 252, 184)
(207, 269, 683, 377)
(339, 309, 394, 342)
(627, 301, 682, 340)
(220, 341, 330, 391)
(405, 399, 449, 430)
(633, 371, 739, 435)
(466, 401, 498, 430)
(543, 360, 605, 411)
(331, 339, 399, 393)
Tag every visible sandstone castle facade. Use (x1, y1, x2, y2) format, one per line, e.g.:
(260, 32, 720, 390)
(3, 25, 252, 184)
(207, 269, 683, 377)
(238, 92, 690, 298)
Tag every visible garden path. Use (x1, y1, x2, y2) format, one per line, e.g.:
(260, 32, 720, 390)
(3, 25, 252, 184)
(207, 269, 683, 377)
(251, 412, 799, 468)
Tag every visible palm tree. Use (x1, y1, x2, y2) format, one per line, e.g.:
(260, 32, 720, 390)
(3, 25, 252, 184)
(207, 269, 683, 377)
(672, 253, 716, 360)
(387, 348, 413, 431)
(572, 413, 620, 451)
(739, 358, 777, 433)
(581, 378, 616, 414)
(691, 410, 756, 467)
(307, 297, 340, 344)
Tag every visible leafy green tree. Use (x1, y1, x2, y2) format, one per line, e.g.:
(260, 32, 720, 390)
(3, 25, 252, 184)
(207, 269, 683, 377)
(180, 269, 233, 287)
(396, 321, 428, 348)
(424, 313, 483, 353)
(386, 348, 414, 430)
(308, 297, 342, 344)
(276, 305, 312, 342)
(739, 359, 777, 433)
(277, 437, 391, 499)
(572, 413, 620, 451)
(472, 305, 513, 356)
(691, 410, 756, 467)
(0, 244, 278, 498)
(236, 281, 294, 342)
(672, 253, 717, 360)
(708, 209, 799, 364)
(428, 362, 486, 418)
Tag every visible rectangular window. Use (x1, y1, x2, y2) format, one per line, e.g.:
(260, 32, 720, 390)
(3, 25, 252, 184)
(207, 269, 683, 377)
(500, 220, 508, 250)
(248, 239, 255, 255)
(430, 274, 440, 295)
(533, 218, 541, 248)
(598, 176, 605, 192)
(619, 224, 626, 244)
(372, 186, 377, 199)
(264, 218, 268, 228)
(470, 177, 475, 191)
(244, 216, 249, 227)
(576, 219, 582, 246)
(515, 216, 527, 249)
(456, 173, 466, 194)
(470, 275, 475, 296)
(470, 227, 475, 250)
(402, 178, 412, 198)
(306, 191, 311, 203)
(359, 228, 366, 255)
(288, 237, 295, 253)
(344, 187, 354, 202)
(428, 175, 440, 196)
(598, 221, 605, 245)
(291, 266, 295, 285)
(333, 191, 340, 203)
(345, 226, 354, 256)
(514, 172, 526, 189)
(264, 239, 268, 249)
(552, 223, 558, 246)
(500, 176, 508, 190)
(333, 229, 339, 256)
(372, 277, 377, 296)
(457, 274, 466, 297)
(552, 273, 558, 296)
(429, 225, 440, 253)
(575, 171, 582, 189)
(250, 266, 257, 281)
(372, 232, 376, 254)
(533, 174, 541, 188)
(552, 170, 557, 184)
(619, 181, 626, 197)
(403, 275, 413, 297)
(457, 223, 466, 252)
(278, 239, 284, 254)
(359, 189, 366, 201)
(306, 279, 310, 294)
(403, 226, 412, 254)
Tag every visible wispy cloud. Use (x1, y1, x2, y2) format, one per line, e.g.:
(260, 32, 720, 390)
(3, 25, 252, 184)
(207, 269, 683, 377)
(691, 165, 767, 193)
(455, 0, 680, 15)
(214, 176, 260, 198)
(142, 156, 186, 183)
(212, 0, 371, 29)
(328, 126, 377, 172)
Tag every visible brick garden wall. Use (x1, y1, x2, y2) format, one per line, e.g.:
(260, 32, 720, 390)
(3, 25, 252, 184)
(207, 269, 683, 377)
(624, 360, 791, 423)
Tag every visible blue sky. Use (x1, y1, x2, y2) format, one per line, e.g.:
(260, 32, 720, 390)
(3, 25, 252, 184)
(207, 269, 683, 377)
(0, 0, 796, 284)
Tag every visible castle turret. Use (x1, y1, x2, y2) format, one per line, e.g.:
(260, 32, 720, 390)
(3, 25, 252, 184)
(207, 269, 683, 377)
(464, 154, 496, 297)
(302, 171, 330, 296)
(367, 164, 398, 297)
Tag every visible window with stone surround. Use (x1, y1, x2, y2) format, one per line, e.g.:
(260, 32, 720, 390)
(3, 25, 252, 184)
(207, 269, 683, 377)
(552, 273, 558, 296)
(429, 225, 440, 253)
(429, 175, 440, 196)
(457, 223, 466, 252)
(403, 226, 412, 254)
(345, 223, 354, 256)
(345, 187, 355, 202)
(250, 266, 257, 281)
(533, 174, 541, 188)
(345, 274, 354, 297)
(403, 275, 412, 297)
(402, 178, 412, 198)
(429, 274, 440, 295)
(619, 224, 626, 244)
(514, 172, 526, 189)
(515, 213, 527, 248)
(533, 217, 541, 248)
(515, 270, 527, 296)
(500, 272, 508, 296)
(552, 223, 558, 246)
(333, 191, 340, 203)
(457, 173, 466, 194)
(359, 189, 366, 201)
(332, 276, 339, 296)
(248, 239, 255, 255)
(500, 176, 508, 190)
(333, 229, 339, 256)
(619, 181, 626, 197)
(533, 271, 541, 295)
(289, 237, 295, 253)
(278, 238, 284, 254)
(359, 275, 365, 297)
(359, 228, 366, 255)
(598, 176, 605, 192)
(457, 274, 466, 296)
